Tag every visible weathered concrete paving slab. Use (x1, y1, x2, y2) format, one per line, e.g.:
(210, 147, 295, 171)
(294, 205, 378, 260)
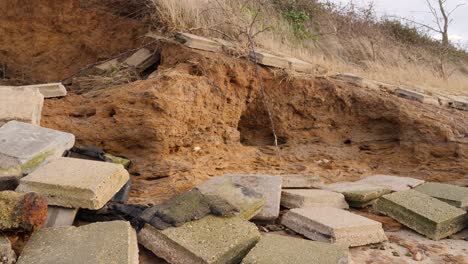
(16, 157, 129, 210)
(17, 221, 138, 264)
(45, 206, 78, 227)
(249, 51, 289, 69)
(414, 182, 468, 209)
(0, 121, 75, 178)
(1, 83, 67, 98)
(0, 236, 16, 264)
(175, 32, 223, 52)
(282, 207, 387, 247)
(224, 174, 282, 220)
(0, 87, 44, 126)
(196, 176, 266, 220)
(138, 215, 260, 264)
(281, 189, 348, 209)
(357, 175, 425, 192)
(0, 191, 47, 232)
(322, 182, 391, 208)
(395, 87, 439, 105)
(451, 97, 468, 111)
(241, 234, 351, 264)
(331, 73, 363, 86)
(125, 48, 160, 73)
(287, 58, 314, 73)
(281, 174, 324, 189)
(374, 190, 467, 240)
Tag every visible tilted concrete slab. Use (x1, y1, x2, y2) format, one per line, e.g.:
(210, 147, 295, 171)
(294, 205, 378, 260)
(331, 73, 363, 86)
(138, 215, 260, 264)
(357, 175, 425, 192)
(281, 189, 348, 209)
(16, 157, 129, 210)
(2, 83, 66, 98)
(0, 236, 16, 264)
(374, 190, 467, 240)
(196, 176, 266, 220)
(287, 57, 314, 73)
(249, 51, 289, 69)
(241, 234, 352, 264)
(395, 87, 439, 105)
(224, 174, 282, 220)
(282, 207, 387, 247)
(322, 182, 391, 208)
(175, 32, 223, 53)
(451, 97, 468, 111)
(0, 121, 75, 179)
(281, 174, 324, 189)
(0, 87, 44, 126)
(125, 48, 160, 73)
(45, 206, 78, 227)
(414, 182, 468, 209)
(17, 221, 138, 264)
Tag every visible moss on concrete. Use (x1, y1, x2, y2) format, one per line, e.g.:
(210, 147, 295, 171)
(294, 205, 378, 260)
(20, 151, 53, 173)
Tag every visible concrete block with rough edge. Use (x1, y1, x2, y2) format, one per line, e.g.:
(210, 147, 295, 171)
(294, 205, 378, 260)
(0, 87, 44, 126)
(451, 97, 468, 111)
(281, 174, 324, 189)
(16, 157, 129, 210)
(281, 207, 387, 247)
(249, 51, 289, 69)
(224, 174, 282, 220)
(0, 121, 75, 179)
(414, 182, 468, 209)
(16, 221, 138, 264)
(0, 191, 48, 232)
(175, 32, 223, 53)
(281, 189, 349, 209)
(1, 83, 67, 98)
(125, 48, 160, 73)
(0, 236, 16, 264)
(395, 88, 439, 105)
(322, 182, 391, 208)
(45, 206, 78, 227)
(138, 215, 261, 264)
(241, 234, 352, 264)
(195, 176, 266, 220)
(331, 73, 363, 86)
(374, 190, 467, 240)
(357, 175, 425, 192)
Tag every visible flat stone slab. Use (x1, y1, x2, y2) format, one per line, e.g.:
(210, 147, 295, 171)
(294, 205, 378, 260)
(282, 207, 387, 247)
(17, 221, 138, 264)
(451, 97, 468, 111)
(224, 174, 282, 220)
(0, 191, 47, 232)
(0, 87, 44, 126)
(19, 83, 67, 98)
(0, 121, 75, 178)
(175, 32, 223, 53)
(0, 236, 16, 264)
(322, 182, 391, 208)
(374, 190, 467, 240)
(124, 48, 159, 73)
(281, 174, 324, 189)
(138, 215, 260, 264)
(16, 157, 129, 210)
(45, 206, 78, 227)
(241, 234, 351, 264)
(332, 73, 363, 86)
(281, 189, 348, 209)
(414, 182, 468, 209)
(357, 175, 425, 192)
(395, 88, 439, 105)
(249, 51, 289, 69)
(196, 176, 266, 220)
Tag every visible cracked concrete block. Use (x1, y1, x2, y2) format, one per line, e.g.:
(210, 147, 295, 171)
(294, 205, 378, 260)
(0, 236, 16, 264)
(395, 88, 439, 105)
(241, 234, 352, 264)
(281, 174, 324, 189)
(331, 73, 363, 86)
(138, 215, 260, 264)
(0, 87, 44, 126)
(45, 206, 78, 227)
(0, 191, 47, 232)
(374, 190, 467, 240)
(451, 97, 468, 111)
(357, 175, 425, 192)
(224, 174, 282, 220)
(414, 182, 468, 209)
(282, 207, 387, 247)
(322, 182, 391, 208)
(16, 157, 129, 210)
(175, 32, 223, 53)
(125, 48, 160, 73)
(249, 51, 289, 69)
(17, 221, 138, 264)
(281, 189, 348, 209)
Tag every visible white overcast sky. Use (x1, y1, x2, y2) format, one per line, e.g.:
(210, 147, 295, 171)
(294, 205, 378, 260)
(328, 0, 468, 43)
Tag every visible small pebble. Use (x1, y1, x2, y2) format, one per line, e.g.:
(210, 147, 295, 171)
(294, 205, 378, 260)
(413, 252, 423, 261)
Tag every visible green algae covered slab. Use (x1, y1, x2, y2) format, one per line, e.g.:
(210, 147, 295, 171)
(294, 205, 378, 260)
(374, 190, 467, 240)
(322, 182, 391, 208)
(415, 182, 468, 209)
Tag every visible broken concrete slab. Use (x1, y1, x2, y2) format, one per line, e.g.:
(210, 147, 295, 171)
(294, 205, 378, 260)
(17, 221, 138, 264)
(249, 51, 289, 69)
(414, 182, 468, 209)
(395, 87, 439, 105)
(374, 190, 467, 240)
(16, 157, 129, 210)
(281, 174, 324, 189)
(175, 32, 223, 53)
(331, 73, 363, 86)
(281, 189, 348, 209)
(0, 121, 75, 178)
(124, 48, 160, 73)
(138, 215, 260, 264)
(241, 234, 351, 264)
(224, 174, 282, 220)
(322, 182, 391, 208)
(0, 191, 47, 232)
(282, 207, 387, 247)
(22, 83, 67, 98)
(196, 176, 266, 220)
(451, 97, 468, 111)
(45, 206, 78, 227)
(0, 87, 44, 126)
(357, 175, 425, 192)
(0, 236, 16, 264)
